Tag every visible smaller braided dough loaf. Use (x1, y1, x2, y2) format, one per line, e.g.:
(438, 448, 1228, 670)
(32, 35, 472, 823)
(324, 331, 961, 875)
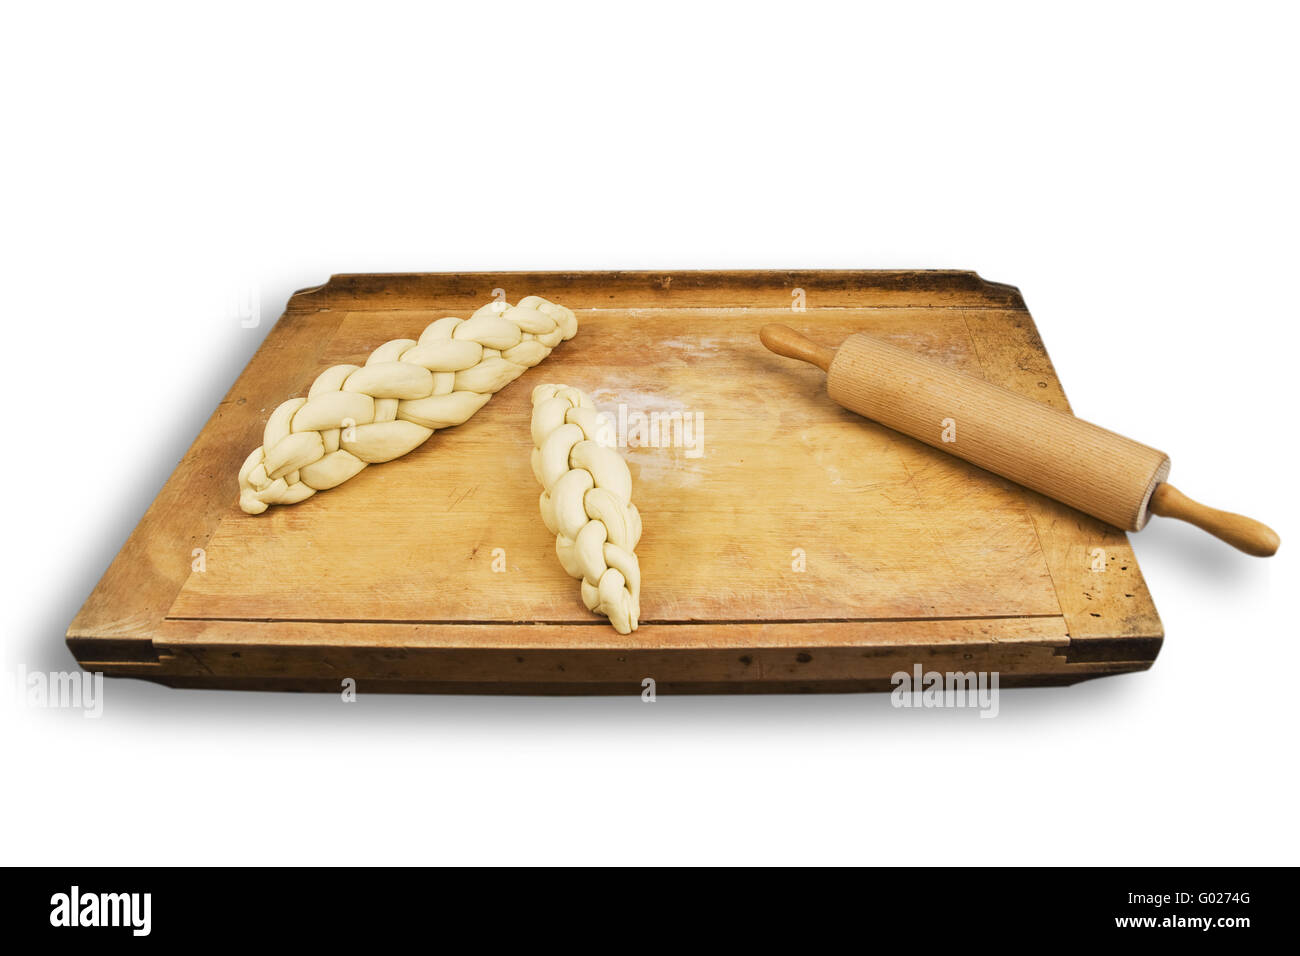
(238, 296, 578, 514)
(531, 385, 643, 634)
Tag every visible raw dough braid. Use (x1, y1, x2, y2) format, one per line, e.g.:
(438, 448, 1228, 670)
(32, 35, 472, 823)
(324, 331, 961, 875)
(238, 296, 578, 514)
(530, 384, 643, 634)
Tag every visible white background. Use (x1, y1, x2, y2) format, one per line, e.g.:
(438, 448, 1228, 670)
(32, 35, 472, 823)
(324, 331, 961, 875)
(2, 2, 1295, 865)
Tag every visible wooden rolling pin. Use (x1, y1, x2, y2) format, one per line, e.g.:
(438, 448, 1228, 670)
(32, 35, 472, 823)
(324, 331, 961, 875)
(760, 325, 1280, 557)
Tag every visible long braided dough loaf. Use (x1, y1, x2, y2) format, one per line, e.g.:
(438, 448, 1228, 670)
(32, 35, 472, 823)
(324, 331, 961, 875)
(530, 385, 643, 633)
(238, 296, 578, 514)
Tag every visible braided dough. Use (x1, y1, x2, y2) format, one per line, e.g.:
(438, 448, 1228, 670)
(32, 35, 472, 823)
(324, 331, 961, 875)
(238, 296, 578, 514)
(530, 385, 643, 634)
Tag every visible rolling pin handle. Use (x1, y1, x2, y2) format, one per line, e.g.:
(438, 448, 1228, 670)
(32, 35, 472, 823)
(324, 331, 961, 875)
(1149, 483, 1281, 557)
(759, 324, 835, 373)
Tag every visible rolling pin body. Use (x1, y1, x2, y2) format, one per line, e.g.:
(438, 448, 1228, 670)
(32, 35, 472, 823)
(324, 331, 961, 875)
(828, 333, 1169, 531)
(760, 324, 1279, 556)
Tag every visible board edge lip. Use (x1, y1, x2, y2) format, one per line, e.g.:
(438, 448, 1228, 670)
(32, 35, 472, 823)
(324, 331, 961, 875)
(285, 269, 1028, 312)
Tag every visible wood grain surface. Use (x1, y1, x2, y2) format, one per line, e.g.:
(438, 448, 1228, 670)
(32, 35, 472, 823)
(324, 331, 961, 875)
(67, 271, 1162, 693)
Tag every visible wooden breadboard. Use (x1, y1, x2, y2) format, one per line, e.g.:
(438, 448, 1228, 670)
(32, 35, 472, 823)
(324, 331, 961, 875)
(67, 271, 1162, 693)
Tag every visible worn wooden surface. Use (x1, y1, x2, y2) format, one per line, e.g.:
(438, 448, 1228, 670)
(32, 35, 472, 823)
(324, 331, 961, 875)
(67, 271, 1162, 693)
